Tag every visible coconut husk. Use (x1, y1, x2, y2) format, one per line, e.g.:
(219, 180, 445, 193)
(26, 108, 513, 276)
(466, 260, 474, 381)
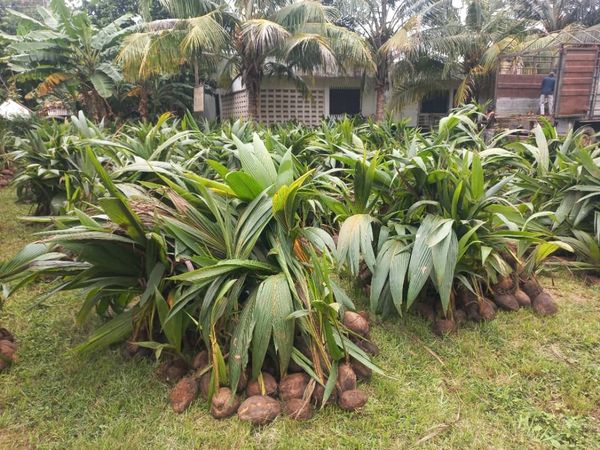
(415, 302, 436, 322)
(192, 350, 209, 370)
(432, 318, 456, 336)
(514, 289, 531, 308)
(0, 339, 17, 370)
(521, 278, 543, 300)
(456, 286, 480, 320)
(157, 359, 189, 384)
(454, 309, 467, 326)
(343, 311, 370, 337)
(493, 276, 515, 295)
(0, 328, 14, 342)
(492, 293, 520, 311)
(478, 298, 497, 321)
(532, 292, 558, 316)
(246, 372, 278, 398)
(238, 395, 281, 425)
(170, 377, 198, 413)
(350, 357, 372, 381)
(210, 387, 240, 419)
(311, 382, 337, 407)
(279, 373, 309, 401)
(353, 337, 379, 356)
(284, 398, 314, 420)
(357, 310, 370, 321)
(338, 389, 368, 411)
(198, 372, 211, 400)
(336, 363, 357, 392)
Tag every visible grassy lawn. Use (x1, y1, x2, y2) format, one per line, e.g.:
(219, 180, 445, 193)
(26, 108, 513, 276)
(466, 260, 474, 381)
(0, 186, 599, 450)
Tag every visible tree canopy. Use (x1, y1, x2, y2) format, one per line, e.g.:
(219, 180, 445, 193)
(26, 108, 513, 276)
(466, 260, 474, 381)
(0, 0, 599, 119)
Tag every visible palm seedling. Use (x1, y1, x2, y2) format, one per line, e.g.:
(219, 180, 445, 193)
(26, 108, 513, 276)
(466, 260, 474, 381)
(0, 132, 379, 413)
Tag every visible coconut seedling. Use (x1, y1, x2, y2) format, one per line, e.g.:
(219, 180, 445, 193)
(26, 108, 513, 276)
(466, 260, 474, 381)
(360, 109, 566, 332)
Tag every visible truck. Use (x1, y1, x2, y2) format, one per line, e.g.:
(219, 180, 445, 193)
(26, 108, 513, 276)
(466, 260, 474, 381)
(494, 43, 600, 143)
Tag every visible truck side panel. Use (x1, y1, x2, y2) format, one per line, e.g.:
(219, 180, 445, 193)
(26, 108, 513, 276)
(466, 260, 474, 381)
(556, 46, 599, 117)
(495, 74, 544, 117)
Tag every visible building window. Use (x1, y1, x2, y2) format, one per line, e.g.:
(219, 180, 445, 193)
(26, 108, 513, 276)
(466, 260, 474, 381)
(420, 91, 450, 114)
(329, 88, 361, 116)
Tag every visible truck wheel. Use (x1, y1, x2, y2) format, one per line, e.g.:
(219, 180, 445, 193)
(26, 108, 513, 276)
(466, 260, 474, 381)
(577, 126, 597, 146)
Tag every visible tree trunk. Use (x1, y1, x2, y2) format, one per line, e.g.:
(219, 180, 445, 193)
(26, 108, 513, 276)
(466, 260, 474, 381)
(375, 84, 386, 122)
(138, 86, 149, 121)
(247, 88, 260, 120)
(82, 89, 108, 122)
(374, 56, 388, 122)
(246, 75, 260, 121)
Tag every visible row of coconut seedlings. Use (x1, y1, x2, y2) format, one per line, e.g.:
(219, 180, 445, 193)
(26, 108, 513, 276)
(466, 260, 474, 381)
(412, 274, 559, 336)
(355, 256, 559, 336)
(124, 311, 377, 424)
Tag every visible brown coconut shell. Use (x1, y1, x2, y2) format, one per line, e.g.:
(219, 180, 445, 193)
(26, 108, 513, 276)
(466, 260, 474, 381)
(478, 298, 497, 321)
(357, 310, 370, 321)
(532, 292, 558, 316)
(237, 395, 281, 425)
(454, 309, 467, 326)
(0, 339, 16, 358)
(338, 389, 368, 411)
(493, 276, 515, 294)
(157, 359, 189, 384)
(343, 311, 370, 337)
(246, 372, 278, 398)
(311, 382, 337, 407)
(336, 363, 357, 392)
(514, 289, 531, 308)
(0, 328, 15, 342)
(457, 287, 481, 321)
(464, 302, 482, 321)
(236, 370, 248, 393)
(284, 398, 314, 420)
(210, 387, 240, 419)
(170, 377, 198, 413)
(492, 293, 520, 311)
(0, 339, 17, 370)
(415, 302, 436, 322)
(198, 372, 211, 400)
(192, 350, 209, 370)
(350, 358, 372, 381)
(521, 278, 543, 300)
(432, 318, 456, 336)
(279, 373, 309, 401)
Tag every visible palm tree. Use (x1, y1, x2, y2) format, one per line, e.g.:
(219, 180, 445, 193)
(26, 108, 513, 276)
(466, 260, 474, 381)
(331, 0, 442, 120)
(4, 0, 129, 121)
(220, 0, 374, 118)
(384, 0, 529, 108)
(511, 0, 600, 32)
(117, 0, 229, 119)
(118, 0, 373, 120)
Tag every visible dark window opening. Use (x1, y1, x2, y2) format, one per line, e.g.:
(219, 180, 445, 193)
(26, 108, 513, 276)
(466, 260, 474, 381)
(420, 92, 450, 114)
(330, 88, 361, 115)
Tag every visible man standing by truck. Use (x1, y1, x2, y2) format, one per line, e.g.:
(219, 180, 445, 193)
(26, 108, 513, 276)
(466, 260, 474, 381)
(540, 72, 556, 115)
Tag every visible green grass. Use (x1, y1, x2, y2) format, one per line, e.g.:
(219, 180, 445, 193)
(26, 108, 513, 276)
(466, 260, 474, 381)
(1, 186, 599, 450)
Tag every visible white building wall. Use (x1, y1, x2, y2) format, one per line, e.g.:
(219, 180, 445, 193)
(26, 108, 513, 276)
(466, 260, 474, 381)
(395, 102, 419, 126)
(201, 93, 218, 120)
(220, 76, 420, 125)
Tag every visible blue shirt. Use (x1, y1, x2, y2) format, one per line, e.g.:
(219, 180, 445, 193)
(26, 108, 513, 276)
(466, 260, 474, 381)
(541, 76, 556, 95)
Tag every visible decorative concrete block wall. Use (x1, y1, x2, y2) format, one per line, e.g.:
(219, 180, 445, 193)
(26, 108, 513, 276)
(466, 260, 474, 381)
(258, 88, 325, 125)
(220, 90, 250, 120)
